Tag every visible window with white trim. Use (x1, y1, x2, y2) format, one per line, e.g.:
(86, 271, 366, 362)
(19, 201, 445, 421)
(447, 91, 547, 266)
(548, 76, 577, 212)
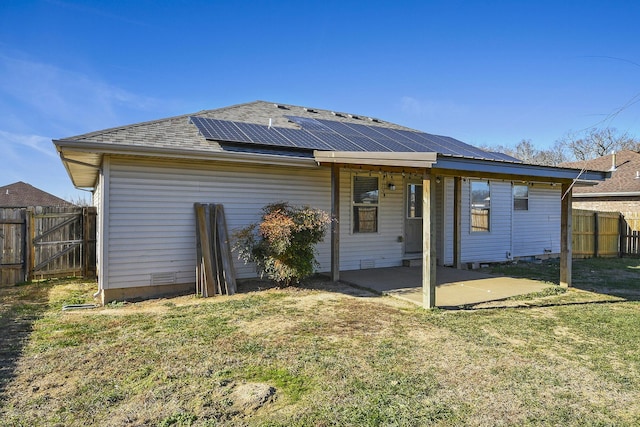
(513, 184, 529, 210)
(471, 180, 490, 232)
(352, 175, 379, 233)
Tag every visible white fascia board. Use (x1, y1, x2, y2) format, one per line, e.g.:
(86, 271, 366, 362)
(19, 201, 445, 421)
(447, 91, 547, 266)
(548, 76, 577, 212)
(314, 150, 437, 168)
(434, 155, 609, 182)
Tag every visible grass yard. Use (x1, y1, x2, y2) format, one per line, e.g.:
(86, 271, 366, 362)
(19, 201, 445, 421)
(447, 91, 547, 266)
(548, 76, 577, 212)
(1, 258, 640, 426)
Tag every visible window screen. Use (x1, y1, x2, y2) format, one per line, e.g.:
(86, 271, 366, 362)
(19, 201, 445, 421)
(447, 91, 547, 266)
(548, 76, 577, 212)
(353, 176, 378, 233)
(471, 180, 490, 232)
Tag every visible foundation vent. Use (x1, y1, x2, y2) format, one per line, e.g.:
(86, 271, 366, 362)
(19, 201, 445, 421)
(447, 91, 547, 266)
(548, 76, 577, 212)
(360, 259, 376, 269)
(151, 272, 177, 286)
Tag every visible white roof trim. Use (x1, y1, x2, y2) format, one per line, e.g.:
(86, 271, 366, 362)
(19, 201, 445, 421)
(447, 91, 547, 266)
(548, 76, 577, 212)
(314, 150, 438, 168)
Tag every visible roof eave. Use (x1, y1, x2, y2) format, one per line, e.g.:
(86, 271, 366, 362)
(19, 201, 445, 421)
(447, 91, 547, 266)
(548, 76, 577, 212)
(313, 150, 437, 168)
(53, 139, 319, 190)
(433, 155, 609, 182)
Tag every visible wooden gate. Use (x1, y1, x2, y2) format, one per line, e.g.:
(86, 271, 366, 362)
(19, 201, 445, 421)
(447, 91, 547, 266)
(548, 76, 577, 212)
(0, 206, 96, 285)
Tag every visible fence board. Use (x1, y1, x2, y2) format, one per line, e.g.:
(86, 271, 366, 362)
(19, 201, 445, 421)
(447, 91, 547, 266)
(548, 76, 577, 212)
(572, 209, 621, 258)
(620, 212, 640, 256)
(0, 209, 26, 285)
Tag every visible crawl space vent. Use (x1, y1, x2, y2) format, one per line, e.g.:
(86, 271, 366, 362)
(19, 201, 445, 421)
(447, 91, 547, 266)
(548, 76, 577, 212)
(360, 259, 376, 269)
(150, 272, 177, 286)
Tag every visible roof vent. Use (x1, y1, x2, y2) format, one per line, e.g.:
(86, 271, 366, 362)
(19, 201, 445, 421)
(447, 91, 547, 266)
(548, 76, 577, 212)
(348, 114, 360, 119)
(609, 152, 617, 172)
(331, 111, 345, 117)
(274, 104, 289, 109)
(304, 107, 317, 113)
(368, 117, 381, 123)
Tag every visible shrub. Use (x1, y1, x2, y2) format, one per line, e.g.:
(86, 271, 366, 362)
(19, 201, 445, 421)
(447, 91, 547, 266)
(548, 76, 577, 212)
(234, 202, 331, 286)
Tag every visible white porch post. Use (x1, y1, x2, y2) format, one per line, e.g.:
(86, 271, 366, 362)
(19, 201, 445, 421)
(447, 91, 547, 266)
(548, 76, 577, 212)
(330, 164, 340, 282)
(422, 174, 437, 308)
(560, 182, 572, 287)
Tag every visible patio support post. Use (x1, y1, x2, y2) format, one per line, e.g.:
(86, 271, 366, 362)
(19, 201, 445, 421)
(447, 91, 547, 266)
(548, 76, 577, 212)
(453, 176, 462, 269)
(330, 164, 340, 282)
(560, 182, 572, 287)
(422, 174, 437, 308)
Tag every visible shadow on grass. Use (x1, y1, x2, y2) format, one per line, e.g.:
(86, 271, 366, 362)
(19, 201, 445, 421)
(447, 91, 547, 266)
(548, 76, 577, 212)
(487, 257, 640, 303)
(446, 296, 630, 312)
(0, 282, 53, 402)
(236, 274, 381, 298)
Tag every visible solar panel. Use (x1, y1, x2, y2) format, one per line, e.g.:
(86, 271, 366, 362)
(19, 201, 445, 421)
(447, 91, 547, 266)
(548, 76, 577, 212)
(314, 119, 359, 135)
(192, 115, 508, 162)
(233, 122, 296, 147)
(190, 117, 249, 143)
(310, 131, 365, 151)
(340, 123, 416, 152)
(369, 127, 433, 152)
(273, 128, 333, 150)
(285, 116, 330, 131)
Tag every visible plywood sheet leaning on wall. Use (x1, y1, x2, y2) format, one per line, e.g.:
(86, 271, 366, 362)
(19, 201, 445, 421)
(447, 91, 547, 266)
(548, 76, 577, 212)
(194, 203, 237, 296)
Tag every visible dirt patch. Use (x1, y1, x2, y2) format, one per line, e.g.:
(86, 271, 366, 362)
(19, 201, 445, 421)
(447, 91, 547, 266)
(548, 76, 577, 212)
(230, 382, 276, 413)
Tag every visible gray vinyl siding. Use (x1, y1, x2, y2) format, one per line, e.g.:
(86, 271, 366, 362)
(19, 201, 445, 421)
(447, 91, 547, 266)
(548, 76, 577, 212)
(512, 185, 561, 256)
(461, 180, 513, 263)
(339, 170, 404, 270)
(102, 158, 407, 290)
(443, 177, 454, 265)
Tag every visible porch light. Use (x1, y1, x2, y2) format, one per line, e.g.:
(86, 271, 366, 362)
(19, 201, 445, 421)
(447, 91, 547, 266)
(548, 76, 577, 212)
(388, 182, 396, 191)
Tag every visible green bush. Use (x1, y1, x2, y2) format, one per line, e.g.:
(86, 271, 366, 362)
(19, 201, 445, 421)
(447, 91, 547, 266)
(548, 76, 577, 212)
(234, 202, 331, 286)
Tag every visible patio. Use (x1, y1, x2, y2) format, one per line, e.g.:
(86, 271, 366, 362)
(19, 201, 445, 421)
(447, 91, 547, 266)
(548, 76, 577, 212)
(340, 266, 554, 308)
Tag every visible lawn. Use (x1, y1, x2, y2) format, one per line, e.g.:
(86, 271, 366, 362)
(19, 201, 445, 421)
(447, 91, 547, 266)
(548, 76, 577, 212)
(1, 258, 640, 426)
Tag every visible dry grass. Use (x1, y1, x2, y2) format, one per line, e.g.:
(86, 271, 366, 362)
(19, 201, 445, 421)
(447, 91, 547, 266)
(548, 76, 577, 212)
(1, 267, 640, 426)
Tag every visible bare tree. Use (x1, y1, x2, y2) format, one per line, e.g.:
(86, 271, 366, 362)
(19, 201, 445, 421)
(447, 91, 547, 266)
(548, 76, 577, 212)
(481, 139, 568, 166)
(558, 128, 640, 161)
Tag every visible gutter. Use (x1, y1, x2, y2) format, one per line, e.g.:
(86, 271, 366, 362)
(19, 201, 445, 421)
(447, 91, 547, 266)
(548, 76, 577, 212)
(53, 140, 319, 168)
(572, 191, 640, 198)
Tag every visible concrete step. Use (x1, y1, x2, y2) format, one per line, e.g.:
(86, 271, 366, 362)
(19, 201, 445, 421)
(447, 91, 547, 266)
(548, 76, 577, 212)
(402, 258, 422, 267)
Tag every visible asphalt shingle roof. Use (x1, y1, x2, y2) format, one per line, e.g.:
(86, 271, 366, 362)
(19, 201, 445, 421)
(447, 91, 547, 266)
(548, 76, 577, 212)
(561, 150, 640, 194)
(0, 182, 74, 207)
(58, 100, 512, 162)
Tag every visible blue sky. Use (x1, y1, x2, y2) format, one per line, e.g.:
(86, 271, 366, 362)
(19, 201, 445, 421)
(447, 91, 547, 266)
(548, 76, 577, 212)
(1, 0, 639, 201)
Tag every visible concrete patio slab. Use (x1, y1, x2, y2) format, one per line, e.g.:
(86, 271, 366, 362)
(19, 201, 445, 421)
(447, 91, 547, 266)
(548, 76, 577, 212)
(340, 266, 553, 307)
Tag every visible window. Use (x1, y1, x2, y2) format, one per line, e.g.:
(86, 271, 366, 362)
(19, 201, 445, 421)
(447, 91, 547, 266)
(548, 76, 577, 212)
(513, 184, 529, 210)
(352, 175, 378, 233)
(407, 184, 423, 218)
(471, 180, 490, 232)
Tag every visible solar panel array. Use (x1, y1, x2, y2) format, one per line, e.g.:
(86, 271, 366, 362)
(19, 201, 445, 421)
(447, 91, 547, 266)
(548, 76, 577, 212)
(190, 115, 514, 161)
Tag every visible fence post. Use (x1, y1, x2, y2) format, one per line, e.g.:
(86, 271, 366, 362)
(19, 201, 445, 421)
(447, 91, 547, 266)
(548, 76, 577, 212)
(619, 213, 624, 258)
(593, 212, 599, 258)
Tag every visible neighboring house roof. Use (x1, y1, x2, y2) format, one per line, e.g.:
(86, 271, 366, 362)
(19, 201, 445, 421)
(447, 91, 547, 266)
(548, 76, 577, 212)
(54, 100, 607, 188)
(0, 181, 74, 207)
(560, 150, 640, 196)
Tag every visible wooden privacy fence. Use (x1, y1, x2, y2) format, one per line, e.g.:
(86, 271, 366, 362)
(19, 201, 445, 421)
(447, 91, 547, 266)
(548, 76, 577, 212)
(620, 212, 640, 256)
(0, 206, 96, 285)
(573, 209, 640, 258)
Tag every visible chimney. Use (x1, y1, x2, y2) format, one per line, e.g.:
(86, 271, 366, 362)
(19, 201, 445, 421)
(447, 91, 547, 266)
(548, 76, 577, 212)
(609, 152, 617, 172)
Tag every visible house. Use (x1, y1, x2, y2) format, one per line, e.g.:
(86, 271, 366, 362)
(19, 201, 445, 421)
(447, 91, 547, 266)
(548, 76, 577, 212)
(53, 101, 606, 307)
(561, 150, 640, 212)
(0, 181, 74, 208)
